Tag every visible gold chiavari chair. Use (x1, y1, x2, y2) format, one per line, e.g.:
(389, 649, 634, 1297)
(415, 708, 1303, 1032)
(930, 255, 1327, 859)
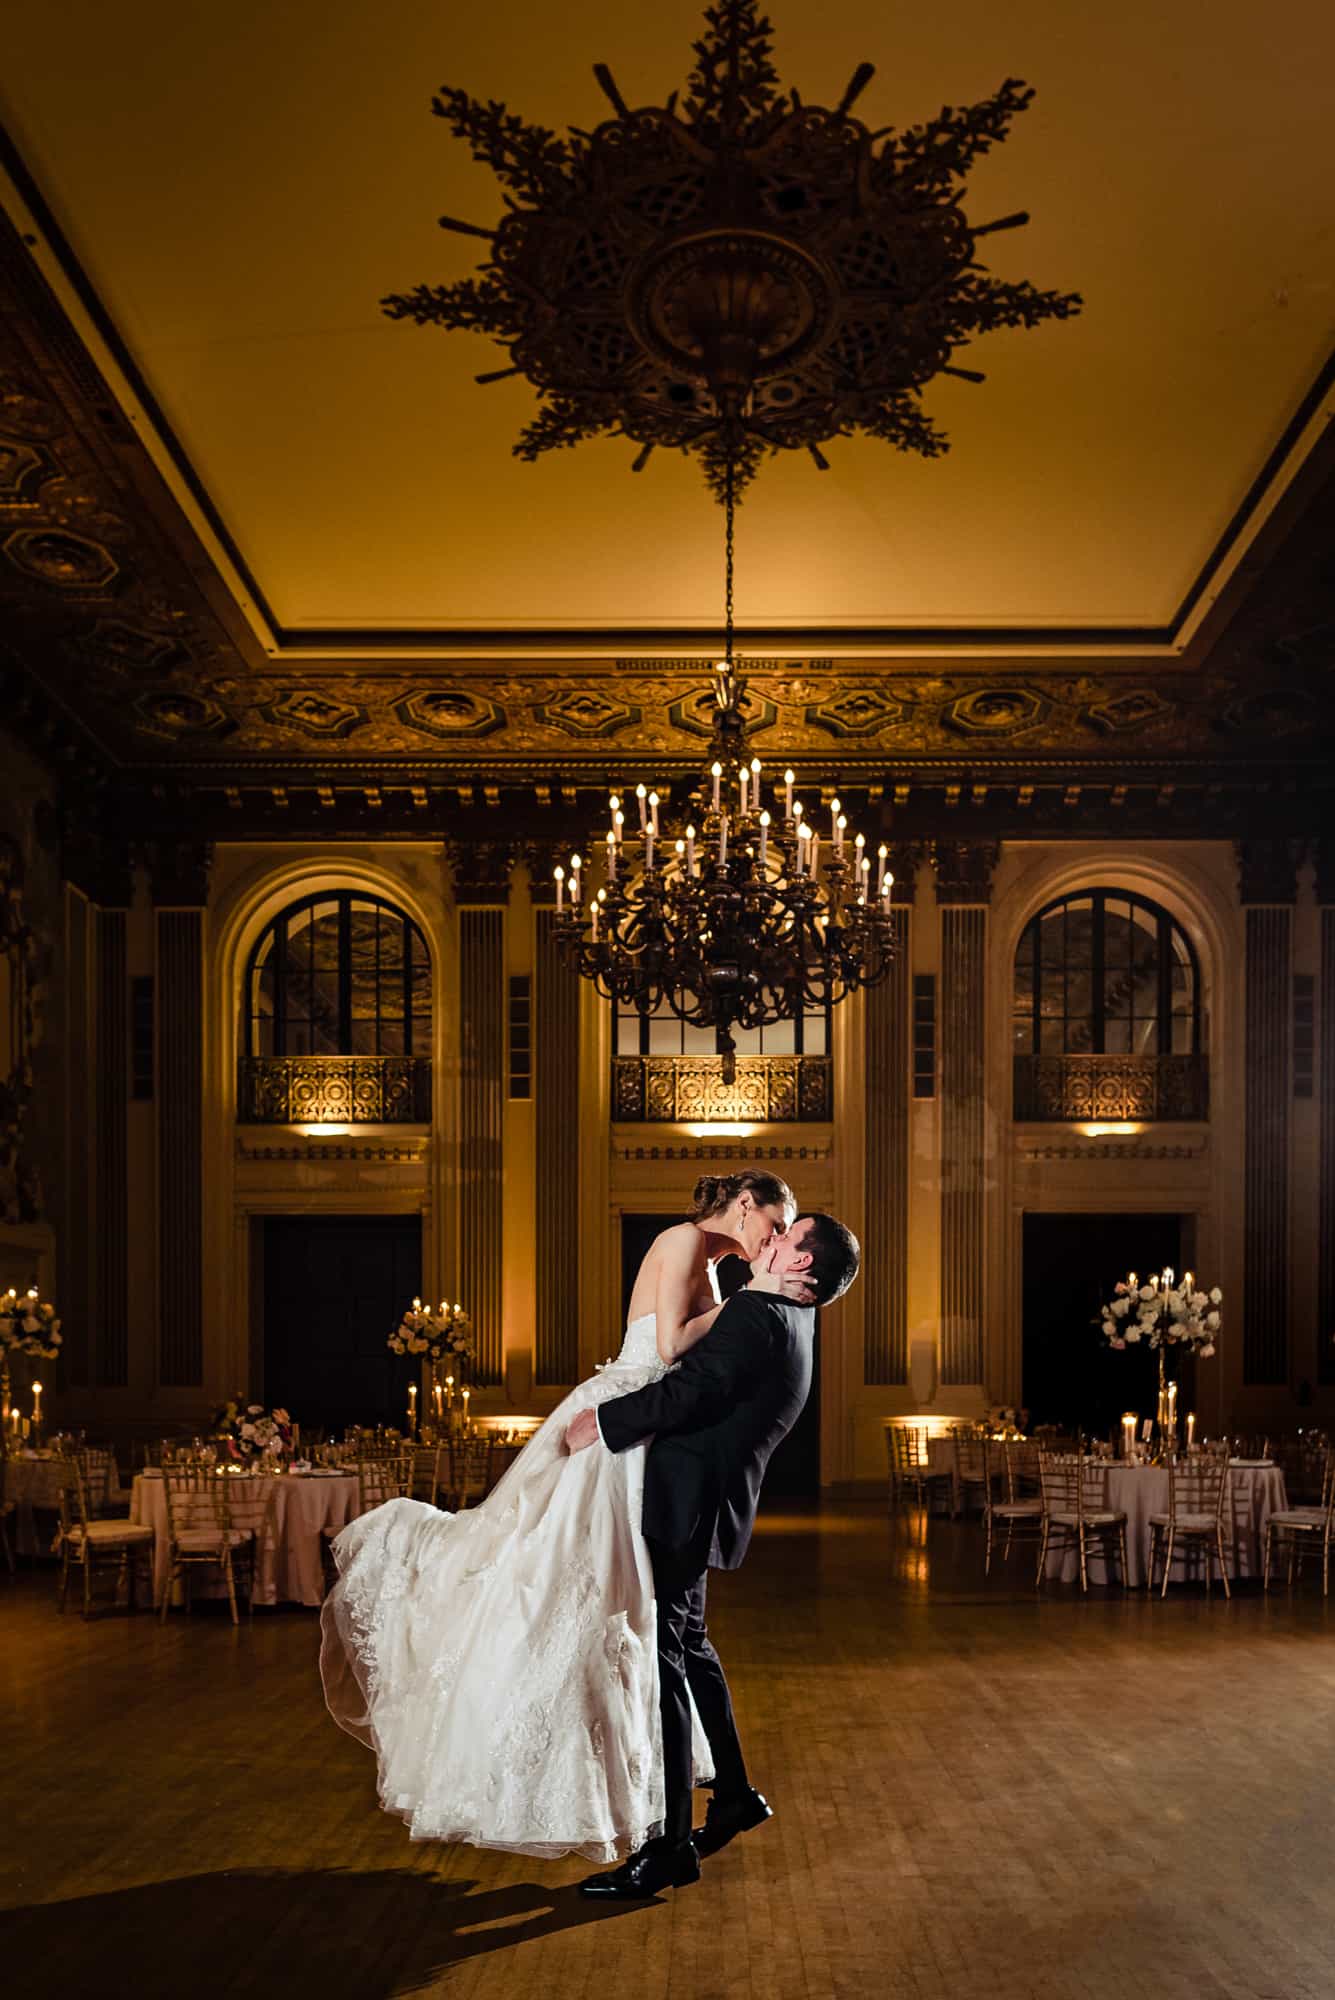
(885, 1423, 952, 1514)
(54, 1454, 155, 1618)
(951, 1428, 989, 1519)
(158, 1466, 261, 1625)
(356, 1444, 414, 1514)
(1263, 1448, 1335, 1596)
(1147, 1455, 1232, 1598)
(981, 1437, 1042, 1575)
(411, 1443, 447, 1508)
(1036, 1451, 1129, 1593)
(435, 1438, 491, 1511)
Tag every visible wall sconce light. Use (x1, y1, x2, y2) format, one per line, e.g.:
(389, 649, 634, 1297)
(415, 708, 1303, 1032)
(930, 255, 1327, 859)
(297, 1122, 350, 1137)
(1079, 1122, 1144, 1138)
(686, 1122, 757, 1139)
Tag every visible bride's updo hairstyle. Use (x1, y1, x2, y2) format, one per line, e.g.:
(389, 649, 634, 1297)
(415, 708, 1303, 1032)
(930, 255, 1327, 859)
(688, 1170, 795, 1224)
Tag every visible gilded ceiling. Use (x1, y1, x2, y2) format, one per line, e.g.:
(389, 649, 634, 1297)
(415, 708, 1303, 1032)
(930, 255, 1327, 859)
(0, 0, 1333, 806)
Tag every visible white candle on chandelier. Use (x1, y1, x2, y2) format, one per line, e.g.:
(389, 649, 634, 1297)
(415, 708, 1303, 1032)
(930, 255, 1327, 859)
(835, 813, 846, 857)
(784, 768, 795, 818)
(635, 784, 648, 832)
(645, 826, 656, 871)
(686, 824, 697, 873)
(877, 843, 888, 894)
(591, 889, 604, 941)
(854, 831, 865, 871)
(750, 757, 762, 803)
(759, 810, 770, 868)
(675, 838, 686, 877)
(605, 830, 617, 883)
(609, 793, 620, 842)
(796, 821, 811, 876)
(554, 864, 565, 912)
(881, 869, 893, 905)
(738, 766, 748, 814)
(570, 854, 582, 903)
(712, 762, 723, 813)
(809, 830, 821, 877)
(649, 790, 660, 836)
(615, 811, 625, 847)
(831, 797, 841, 839)
(718, 813, 729, 867)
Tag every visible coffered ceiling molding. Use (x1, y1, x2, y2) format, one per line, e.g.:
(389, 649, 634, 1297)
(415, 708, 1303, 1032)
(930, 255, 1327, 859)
(1, 1, 1334, 659)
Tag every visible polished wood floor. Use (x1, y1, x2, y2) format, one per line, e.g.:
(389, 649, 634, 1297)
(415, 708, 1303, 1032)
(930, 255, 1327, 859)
(3, 1502, 1335, 1999)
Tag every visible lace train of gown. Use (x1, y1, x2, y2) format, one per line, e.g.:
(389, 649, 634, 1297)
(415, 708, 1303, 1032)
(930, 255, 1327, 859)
(319, 1313, 713, 1862)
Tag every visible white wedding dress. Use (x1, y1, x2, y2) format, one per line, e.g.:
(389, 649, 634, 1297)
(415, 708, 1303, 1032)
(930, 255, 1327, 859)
(319, 1312, 712, 1862)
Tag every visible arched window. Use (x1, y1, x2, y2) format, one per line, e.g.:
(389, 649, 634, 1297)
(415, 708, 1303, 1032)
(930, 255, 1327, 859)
(245, 893, 431, 1058)
(1013, 891, 1201, 1058)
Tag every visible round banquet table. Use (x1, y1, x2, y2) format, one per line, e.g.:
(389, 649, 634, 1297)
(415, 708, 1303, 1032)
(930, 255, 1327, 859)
(1043, 1461, 1288, 1587)
(4, 1448, 123, 1553)
(131, 1470, 361, 1607)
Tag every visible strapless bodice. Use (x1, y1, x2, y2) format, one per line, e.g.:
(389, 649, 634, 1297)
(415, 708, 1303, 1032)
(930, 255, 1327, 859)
(614, 1313, 660, 1369)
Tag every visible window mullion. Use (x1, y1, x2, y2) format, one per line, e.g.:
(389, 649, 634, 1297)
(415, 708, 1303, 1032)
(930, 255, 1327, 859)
(1092, 892, 1105, 1054)
(338, 896, 352, 1055)
(274, 917, 287, 1057)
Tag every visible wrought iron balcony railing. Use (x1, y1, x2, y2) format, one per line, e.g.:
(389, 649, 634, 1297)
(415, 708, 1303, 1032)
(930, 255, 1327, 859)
(238, 1055, 432, 1125)
(612, 1054, 832, 1124)
(1013, 1053, 1209, 1124)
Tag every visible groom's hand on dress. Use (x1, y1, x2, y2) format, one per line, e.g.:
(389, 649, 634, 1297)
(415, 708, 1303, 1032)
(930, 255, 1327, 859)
(565, 1408, 601, 1454)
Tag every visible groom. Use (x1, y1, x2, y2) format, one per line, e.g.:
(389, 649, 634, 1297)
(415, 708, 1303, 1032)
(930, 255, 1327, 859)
(565, 1209, 861, 1899)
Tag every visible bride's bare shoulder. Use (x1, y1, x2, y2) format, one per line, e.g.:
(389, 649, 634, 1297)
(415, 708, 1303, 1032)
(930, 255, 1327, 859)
(647, 1221, 705, 1266)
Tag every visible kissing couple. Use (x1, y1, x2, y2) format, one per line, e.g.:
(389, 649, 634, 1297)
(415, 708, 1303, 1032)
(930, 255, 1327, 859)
(320, 1168, 860, 1898)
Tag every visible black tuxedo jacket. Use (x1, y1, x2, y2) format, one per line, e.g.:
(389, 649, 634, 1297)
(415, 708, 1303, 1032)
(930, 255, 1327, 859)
(597, 1290, 814, 1570)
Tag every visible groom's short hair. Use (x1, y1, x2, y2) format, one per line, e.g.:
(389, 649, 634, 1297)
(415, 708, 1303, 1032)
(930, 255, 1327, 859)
(795, 1212, 861, 1305)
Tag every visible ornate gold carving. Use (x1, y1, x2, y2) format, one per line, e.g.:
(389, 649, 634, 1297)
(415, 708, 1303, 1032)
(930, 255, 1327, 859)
(237, 1056, 432, 1125)
(1013, 1054, 1209, 1123)
(611, 1054, 831, 1123)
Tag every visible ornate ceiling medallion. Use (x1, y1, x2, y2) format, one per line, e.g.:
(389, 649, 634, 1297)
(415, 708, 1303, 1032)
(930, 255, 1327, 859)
(386, 0, 1081, 498)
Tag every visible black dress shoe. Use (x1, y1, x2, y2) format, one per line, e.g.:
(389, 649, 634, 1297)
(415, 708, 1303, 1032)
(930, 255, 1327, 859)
(579, 1839, 701, 1899)
(692, 1786, 773, 1858)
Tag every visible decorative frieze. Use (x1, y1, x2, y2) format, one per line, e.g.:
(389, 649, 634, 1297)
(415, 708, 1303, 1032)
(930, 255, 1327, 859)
(237, 1055, 431, 1125)
(1013, 1053, 1209, 1123)
(610, 1054, 831, 1124)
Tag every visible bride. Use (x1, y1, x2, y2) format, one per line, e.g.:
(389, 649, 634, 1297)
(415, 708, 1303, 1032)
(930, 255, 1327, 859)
(319, 1167, 811, 1862)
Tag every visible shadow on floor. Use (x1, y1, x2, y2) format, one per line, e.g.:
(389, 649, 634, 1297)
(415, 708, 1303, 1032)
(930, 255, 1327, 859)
(0, 1867, 648, 1996)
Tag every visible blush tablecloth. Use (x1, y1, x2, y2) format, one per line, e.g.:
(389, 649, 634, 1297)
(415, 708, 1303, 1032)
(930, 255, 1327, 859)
(1043, 1462, 1288, 1587)
(131, 1470, 361, 1607)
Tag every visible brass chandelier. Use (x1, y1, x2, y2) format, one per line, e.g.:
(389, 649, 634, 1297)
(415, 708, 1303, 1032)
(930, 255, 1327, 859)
(549, 459, 897, 1082)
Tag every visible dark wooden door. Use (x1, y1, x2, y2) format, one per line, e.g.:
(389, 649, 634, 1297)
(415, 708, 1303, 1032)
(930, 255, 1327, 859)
(619, 1213, 821, 1499)
(1022, 1212, 1189, 1436)
(263, 1215, 422, 1436)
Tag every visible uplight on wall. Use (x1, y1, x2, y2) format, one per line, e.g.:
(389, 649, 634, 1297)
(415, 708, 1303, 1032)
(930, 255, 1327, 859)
(297, 1122, 351, 1137)
(686, 1122, 757, 1139)
(1079, 1122, 1145, 1138)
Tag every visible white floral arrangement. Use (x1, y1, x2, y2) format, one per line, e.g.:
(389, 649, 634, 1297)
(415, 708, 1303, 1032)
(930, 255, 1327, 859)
(389, 1298, 473, 1370)
(211, 1396, 294, 1462)
(1101, 1269, 1222, 1357)
(0, 1287, 61, 1359)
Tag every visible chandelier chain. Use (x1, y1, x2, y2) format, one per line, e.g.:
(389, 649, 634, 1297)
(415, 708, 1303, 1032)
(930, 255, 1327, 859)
(724, 456, 736, 670)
